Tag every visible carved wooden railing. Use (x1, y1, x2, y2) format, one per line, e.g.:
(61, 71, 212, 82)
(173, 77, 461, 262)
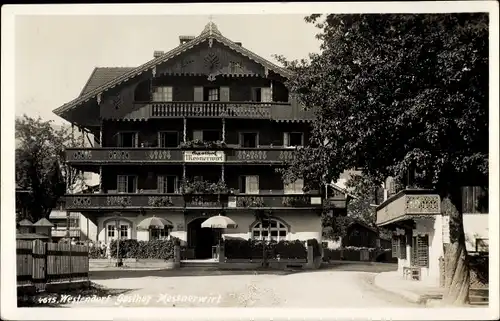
(65, 147, 298, 164)
(146, 101, 290, 118)
(376, 189, 441, 226)
(228, 194, 323, 209)
(65, 193, 324, 211)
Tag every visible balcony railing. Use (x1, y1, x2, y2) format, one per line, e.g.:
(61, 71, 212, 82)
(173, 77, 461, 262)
(65, 193, 324, 211)
(65, 147, 298, 164)
(376, 189, 441, 226)
(135, 101, 290, 119)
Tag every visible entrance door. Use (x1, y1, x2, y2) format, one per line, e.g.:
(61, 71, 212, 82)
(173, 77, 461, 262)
(187, 218, 215, 259)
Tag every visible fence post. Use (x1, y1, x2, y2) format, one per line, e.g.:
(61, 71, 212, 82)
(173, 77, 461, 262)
(306, 245, 314, 269)
(69, 241, 72, 283)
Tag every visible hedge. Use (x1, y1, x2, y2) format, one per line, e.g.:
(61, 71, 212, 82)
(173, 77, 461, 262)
(469, 254, 488, 288)
(323, 247, 391, 262)
(104, 238, 180, 260)
(224, 239, 307, 260)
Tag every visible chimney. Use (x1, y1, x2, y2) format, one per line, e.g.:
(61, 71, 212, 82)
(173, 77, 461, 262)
(153, 51, 164, 58)
(235, 42, 242, 46)
(179, 35, 195, 45)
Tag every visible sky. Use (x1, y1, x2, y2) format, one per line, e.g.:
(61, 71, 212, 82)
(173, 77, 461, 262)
(15, 14, 321, 125)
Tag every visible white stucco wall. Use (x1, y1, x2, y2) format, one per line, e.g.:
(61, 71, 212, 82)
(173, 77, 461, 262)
(463, 213, 489, 251)
(79, 213, 98, 241)
(94, 210, 322, 244)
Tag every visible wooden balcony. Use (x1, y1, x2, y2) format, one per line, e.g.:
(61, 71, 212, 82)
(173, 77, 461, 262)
(376, 189, 441, 226)
(65, 147, 298, 165)
(64, 193, 324, 211)
(52, 228, 81, 238)
(127, 101, 291, 119)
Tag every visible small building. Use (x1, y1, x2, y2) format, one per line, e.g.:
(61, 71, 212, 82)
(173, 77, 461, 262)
(32, 218, 54, 239)
(376, 182, 488, 286)
(17, 219, 34, 234)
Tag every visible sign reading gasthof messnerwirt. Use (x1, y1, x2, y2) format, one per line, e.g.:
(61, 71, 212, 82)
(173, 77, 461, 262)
(183, 151, 225, 163)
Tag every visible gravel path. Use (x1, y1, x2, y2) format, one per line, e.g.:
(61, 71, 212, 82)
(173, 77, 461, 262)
(59, 271, 418, 308)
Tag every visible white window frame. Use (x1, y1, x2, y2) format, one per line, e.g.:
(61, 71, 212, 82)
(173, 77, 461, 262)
(120, 224, 129, 239)
(239, 175, 259, 194)
(252, 219, 288, 241)
(158, 131, 179, 148)
(107, 225, 116, 239)
(207, 88, 219, 101)
(283, 132, 304, 148)
(284, 179, 304, 195)
(150, 228, 169, 240)
(158, 175, 178, 194)
(117, 175, 138, 193)
(239, 132, 259, 148)
(152, 86, 173, 102)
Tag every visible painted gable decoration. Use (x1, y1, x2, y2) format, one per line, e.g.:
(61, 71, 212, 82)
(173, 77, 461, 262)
(53, 21, 291, 118)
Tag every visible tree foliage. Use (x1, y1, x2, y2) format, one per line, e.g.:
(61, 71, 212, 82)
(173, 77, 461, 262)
(276, 14, 489, 305)
(15, 115, 85, 222)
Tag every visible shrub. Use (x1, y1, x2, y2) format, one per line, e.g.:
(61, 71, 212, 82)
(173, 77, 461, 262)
(88, 244, 106, 259)
(108, 238, 180, 260)
(275, 240, 307, 259)
(469, 254, 488, 288)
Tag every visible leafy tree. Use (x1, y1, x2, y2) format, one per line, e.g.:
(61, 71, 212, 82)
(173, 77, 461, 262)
(276, 14, 488, 305)
(15, 115, 85, 222)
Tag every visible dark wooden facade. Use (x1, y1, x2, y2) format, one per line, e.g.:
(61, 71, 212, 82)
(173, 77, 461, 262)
(53, 23, 342, 258)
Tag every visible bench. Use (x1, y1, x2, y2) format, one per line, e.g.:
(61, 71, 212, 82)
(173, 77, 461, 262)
(403, 266, 421, 281)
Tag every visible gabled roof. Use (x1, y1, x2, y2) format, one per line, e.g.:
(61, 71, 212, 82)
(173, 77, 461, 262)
(18, 219, 34, 226)
(33, 218, 54, 227)
(53, 22, 292, 117)
(79, 67, 136, 96)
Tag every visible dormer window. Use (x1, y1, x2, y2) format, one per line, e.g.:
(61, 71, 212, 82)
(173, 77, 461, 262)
(152, 86, 173, 102)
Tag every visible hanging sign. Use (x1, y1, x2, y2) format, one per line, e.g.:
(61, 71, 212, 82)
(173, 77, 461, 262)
(183, 151, 225, 163)
(442, 216, 450, 244)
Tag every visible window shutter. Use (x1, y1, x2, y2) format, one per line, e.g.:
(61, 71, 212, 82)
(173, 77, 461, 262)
(295, 179, 304, 194)
(134, 133, 139, 147)
(193, 130, 203, 141)
(117, 176, 127, 193)
(416, 235, 429, 267)
(194, 86, 203, 101)
(261, 87, 272, 102)
(220, 87, 230, 102)
(391, 236, 399, 258)
(283, 132, 289, 147)
(246, 176, 259, 194)
(158, 176, 165, 193)
(399, 235, 407, 259)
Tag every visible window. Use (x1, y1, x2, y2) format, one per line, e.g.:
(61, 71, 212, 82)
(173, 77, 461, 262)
(159, 131, 179, 148)
(119, 225, 129, 239)
(118, 132, 138, 147)
(158, 175, 178, 193)
(410, 235, 429, 267)
(462, 186, 488, 214)
(151, 228, 169, 240)
(117, 175, 137, 193)
(252, 218, 288, 241)
(203, 130, 221, 142)
(284, 179, 304, 194)
(284, 132, 304, 147)
(391, 235, 407, 260)
(239, 132, 258, 148)
(252, 87, 272, 102)
(239, 175, 259, 194)
(152, 86, 173, 102)
(251, 88, 262, 102)
(476, 238, 489, 252)
(107, 225, 115, 238)
(204, 87, 219, 101)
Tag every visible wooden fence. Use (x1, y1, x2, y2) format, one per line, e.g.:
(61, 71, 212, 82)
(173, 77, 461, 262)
(17, 240, 89, 292)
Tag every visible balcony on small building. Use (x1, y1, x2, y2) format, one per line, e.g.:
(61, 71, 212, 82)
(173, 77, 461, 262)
(375, 189, 441, 227)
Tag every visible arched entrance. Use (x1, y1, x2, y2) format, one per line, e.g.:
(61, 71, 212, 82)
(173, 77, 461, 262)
(187, 217, 216, 259)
